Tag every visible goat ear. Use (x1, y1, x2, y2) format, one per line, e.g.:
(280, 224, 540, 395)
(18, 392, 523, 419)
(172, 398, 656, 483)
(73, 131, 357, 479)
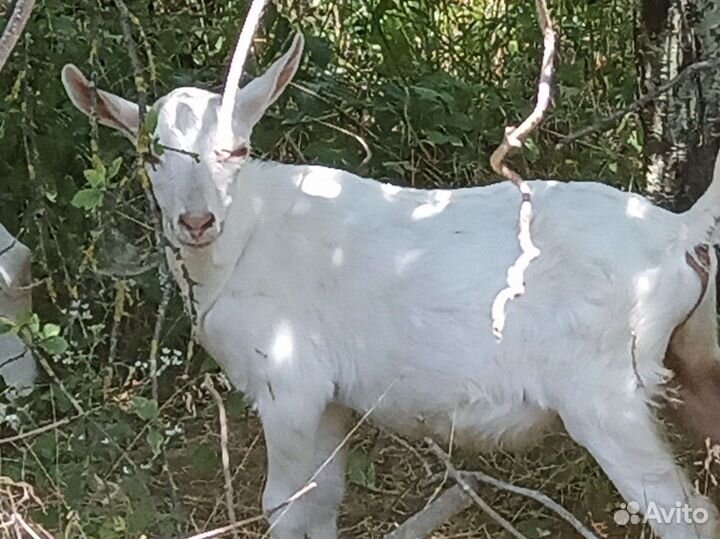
(234, 32, 304, 127)
(61, 64, 140, 143)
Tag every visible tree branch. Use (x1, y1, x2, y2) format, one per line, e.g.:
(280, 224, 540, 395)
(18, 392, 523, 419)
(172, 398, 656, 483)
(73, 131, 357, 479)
(457, 470, 599, 539)
(0, 0, 35, 74)
(489, 0, 556, 339)
(203, 375, 240, 539)
(383, 484, 472, 539)
(425, 438, 529, 539)
(490, 0, 556, 185)
(217, 0, 269, 146)
(419, 438, 600, 539)
(558, 58, 720, 147)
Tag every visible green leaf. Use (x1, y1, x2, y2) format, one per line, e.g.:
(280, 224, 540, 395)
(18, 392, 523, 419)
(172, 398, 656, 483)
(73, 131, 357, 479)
(191, 443, 219, 475)
(426, 130, 451, 145)
(146, 429, 164, 456)
(71, 188, 104, 210)
(226, 392, 248, 419)
(42, 323, 61, 339)
(144, 108, 159, 134)
(524, 138, 541, 163)
(44, 189, 58, 203)
(306, 36, 333, 69)
(107, 157, 123, 180)
(14, 310, 34, 329)
(347, 448, 377, 490)
(24, 313, 40, 334)
(152, 139, 165, 156)
(131, 396, 159, 421)
(412, 86, 453, 105)
(83, 169, 105, 188)
(40, 336, 68, 355)
(91, 156, 106, 178)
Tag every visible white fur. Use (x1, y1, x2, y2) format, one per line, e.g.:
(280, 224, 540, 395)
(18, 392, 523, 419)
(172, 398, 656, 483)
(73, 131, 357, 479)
(62, 35, 720, 539)
(0, 224, 36, 392)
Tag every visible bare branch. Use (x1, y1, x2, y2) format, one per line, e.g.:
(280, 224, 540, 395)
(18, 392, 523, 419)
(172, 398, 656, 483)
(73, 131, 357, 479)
(425, 438, 529, 539)
(0, 416, 76, 445)
(203, 375, 240, 539)
(114, 0, 147, 115)
(558, 58, 720, 147)
(6, 513, 44, 539)
(490, 0, 556, 185)
(490, 0, 556, 339)
(409, 455, 600, 539)
(264, 380, 397, 537)
(182, 516, 265, 539)
(383, 484, 472, 539)
(0, 0, 35, 74)
(217, 0, 269, 146)
(457, 470, 599, 539)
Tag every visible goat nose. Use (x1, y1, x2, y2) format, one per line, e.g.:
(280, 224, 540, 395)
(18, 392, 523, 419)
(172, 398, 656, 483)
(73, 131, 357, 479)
(179, 212, 215, 235)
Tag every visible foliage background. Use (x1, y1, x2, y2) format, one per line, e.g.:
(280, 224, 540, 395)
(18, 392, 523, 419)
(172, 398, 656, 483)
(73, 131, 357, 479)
(1, 1, 709, 538)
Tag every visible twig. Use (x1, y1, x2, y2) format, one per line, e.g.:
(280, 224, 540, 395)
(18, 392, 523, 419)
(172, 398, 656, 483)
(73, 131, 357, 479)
(0, 0, 35, 73)
(414, 455, 600, 539)
(7, 513, 44, 539)
(148, 273, 172, 402)
(264, 379, 398, 538)
(456, 470, 600, 539)
(113, 0, 190, 425)
(156, 143, 201, 162)
(182, 481, 319, 539)
(203, 375, 240, 539)
(182, 515, 265, 539)
(489, 0, 556, 339)
(37, 357, 84, 415)
(34, 358, 139, 473)
(314, 119, 373, 165)
(558, 58, 720, 147)
(113, 0, 146, 116)
(425, 438, 529, 539)
(265, 482, 317, 519)
(114, 0, 199, 330)
(389, 433, 433, 478)
(107, 279, 126, 366)
(217, 0, 269, 146)
(103, 380, 194, 480)
(383, 484, 472, 539)
(0, 416, 75, 445)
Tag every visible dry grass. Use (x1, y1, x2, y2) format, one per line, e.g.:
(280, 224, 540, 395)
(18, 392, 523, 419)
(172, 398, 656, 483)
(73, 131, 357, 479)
(1, 376, 718, 539)
(158, 386, 720, 539)
(0, 477, 52, 539)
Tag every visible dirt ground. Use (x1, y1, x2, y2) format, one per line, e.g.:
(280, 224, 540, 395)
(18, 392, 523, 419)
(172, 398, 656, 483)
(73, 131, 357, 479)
(2, 378, 717, 539)
(164, 396, 718, 539)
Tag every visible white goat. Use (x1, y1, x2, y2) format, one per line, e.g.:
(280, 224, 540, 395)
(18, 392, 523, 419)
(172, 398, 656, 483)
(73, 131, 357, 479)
(0, 224, 36, 393)
(62, 34, 720, 539)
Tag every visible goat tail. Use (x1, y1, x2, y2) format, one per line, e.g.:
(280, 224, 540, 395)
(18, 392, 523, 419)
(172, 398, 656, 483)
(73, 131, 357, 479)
(682, 149, 720, 246)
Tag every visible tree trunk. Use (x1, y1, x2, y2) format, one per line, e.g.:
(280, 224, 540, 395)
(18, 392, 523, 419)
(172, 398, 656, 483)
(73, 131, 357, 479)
(636, 0, 720, 212)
